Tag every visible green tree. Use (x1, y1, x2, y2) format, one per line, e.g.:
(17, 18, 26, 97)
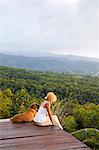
(12, 89, 33, 115)
(72, 128, 99, 150)
(0, 88, 13, 118)
(83, 104, 99, 129)
(72, 104, 86, 129)
(61, 115, 77, 133)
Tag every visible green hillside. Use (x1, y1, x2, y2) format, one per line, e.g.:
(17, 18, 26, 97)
(0, 66, 99, 149)
(0, 53, 99, 75)
(0, 66, 99, 104)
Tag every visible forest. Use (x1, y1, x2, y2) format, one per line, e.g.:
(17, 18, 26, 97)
(0, 66, 99, 149)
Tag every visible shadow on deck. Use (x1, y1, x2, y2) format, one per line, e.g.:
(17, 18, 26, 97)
(0, 119, 91, 150)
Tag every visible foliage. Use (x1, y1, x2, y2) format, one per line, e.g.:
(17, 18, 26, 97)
(83, 104, 99, 129)
(0, 66, 99, 104)
(84, 138, 99, 150)
(72, 105, 86, 129)
(72, 128, 99, 149)
(61, 115, 77, 132)
(0, 66, 99, 149)
(52, 100, 99, 131)
(0, 88, 13, 118)
(11, 89, 33, 115)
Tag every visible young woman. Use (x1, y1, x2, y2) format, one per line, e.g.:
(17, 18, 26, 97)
(33, 92, 63, 129)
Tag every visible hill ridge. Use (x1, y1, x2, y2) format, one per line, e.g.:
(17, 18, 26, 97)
(0, 53, 99, 75)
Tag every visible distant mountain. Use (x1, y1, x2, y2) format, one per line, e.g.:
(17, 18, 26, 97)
(0, 53, 99, 75)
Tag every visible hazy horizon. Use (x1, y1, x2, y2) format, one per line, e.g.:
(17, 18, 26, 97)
(0, 51, 99, 60)
(0, 0, 99, 58)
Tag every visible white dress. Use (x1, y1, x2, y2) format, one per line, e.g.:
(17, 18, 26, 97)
(33, 101, 52, 125)
(33, 101, 63, 129)
(33, 106, 49, 123)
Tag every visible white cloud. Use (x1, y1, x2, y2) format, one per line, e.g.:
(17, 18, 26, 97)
(0, 0, 98, 58)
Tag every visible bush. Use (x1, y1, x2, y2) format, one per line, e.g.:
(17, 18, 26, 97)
(84, 138, 99, 149)
(83, 104, 99, 129)
(61, 115, 77, 133)
(72, 128, 99, 150)
(0, 89, 12, 118)
(72, 104, 86, 129)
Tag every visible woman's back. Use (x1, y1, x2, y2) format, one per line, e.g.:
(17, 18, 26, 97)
(33, 92, 63, 129)
(33, 101, 47, 123)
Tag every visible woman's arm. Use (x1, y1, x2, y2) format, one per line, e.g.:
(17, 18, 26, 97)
(44, 102, 54, 125)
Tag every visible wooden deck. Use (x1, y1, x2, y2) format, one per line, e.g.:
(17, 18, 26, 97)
(0, 119, 91, 150)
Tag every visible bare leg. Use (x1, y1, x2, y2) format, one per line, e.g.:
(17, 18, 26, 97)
(52, 115, 63, 130)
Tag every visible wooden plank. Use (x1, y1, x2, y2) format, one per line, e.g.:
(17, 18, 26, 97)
(0, 132, 90, 150)
(0, 119, 91, 150)
(65, 147, 91, 150)
(0, 120, 69, 140)
(0, 134, 88, 150)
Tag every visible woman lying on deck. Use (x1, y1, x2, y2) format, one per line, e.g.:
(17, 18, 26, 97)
(33, 92, 63, 130)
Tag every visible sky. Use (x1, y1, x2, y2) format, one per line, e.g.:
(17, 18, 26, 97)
(0, 0, 99, 58)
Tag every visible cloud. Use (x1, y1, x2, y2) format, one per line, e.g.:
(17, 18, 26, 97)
(0, 0, 98, 58)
